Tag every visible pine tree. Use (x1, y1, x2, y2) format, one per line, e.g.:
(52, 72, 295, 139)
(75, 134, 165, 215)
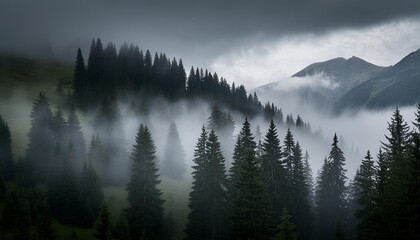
(186, 127, 208, 239)
(315, 134, 348, 240)
(273, 207, 298, 240)
(48, 142, 90, 227)
(80, 160, 104, 219)
(406, 103, 420, 238)
(26, 92, 55, 183)
(327, 134, 348, 233)
(282, 129, 295, 183)
(73, 48, 86, 107)
(260, 120, 288, 224)
(353, 150, 375, 239)
(377, 107, 411, 239)
(94, 203, 112, 240)
(229, 117, 257, 209)
(113, 213, 131, 240)
(68, 104, 86, 171)
(0, 114, 13, 180)
(125, 124, 165, 240)
(303, 151, 315, 206)
(230, 151, 273, 240)
(161, 122, 186, 179)
(186, 129, 229, 239)
(291, 142, 312, 239)
(89, 134, 108, 182)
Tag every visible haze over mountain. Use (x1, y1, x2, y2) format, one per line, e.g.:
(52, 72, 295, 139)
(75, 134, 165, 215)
(256, 48, 420, 113)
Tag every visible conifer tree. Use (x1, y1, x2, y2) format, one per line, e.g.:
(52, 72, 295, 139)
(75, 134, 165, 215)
(230, 151, 273, 240)
(89, 134, 108, 181)
(315, 134, 348, 240)
(303, 151, 314, 205)
(113, 213, 131, 240)
(376, 107, 411, 239)
(405, 103, 420, 238)
(94, 203, 112, 240)
(282, 129, 295, 183)
(73, 48, 86, 106)
(81, 160, 104, 219)
(48, 142, 90, 227)
(26, 92, 55, 183)
(68, 104, 86, 170)
(52, 107, 68, 146)
(291, 142, 312, 239)
(125, 124, 165, 240)
(161, 122, 186, 179)
(273, 207, 298, 240)
(0, 114, 13, 180)
(229, 118, 257, 202)
(260, 120, 288, 223)
(186, 127, 208, 239)
(353, 150, 375, 239)
(186, 129, 229, 239)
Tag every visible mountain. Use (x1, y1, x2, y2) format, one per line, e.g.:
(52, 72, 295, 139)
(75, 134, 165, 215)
(255, 55, 385, 110)
(255, 49, 420, 113)
(335, 49, 420, 111)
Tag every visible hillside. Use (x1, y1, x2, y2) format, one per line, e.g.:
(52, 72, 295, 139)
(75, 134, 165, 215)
(256, 49, 420, 113)
(0, 55, 73, 155)
(335, 49, 420, 111)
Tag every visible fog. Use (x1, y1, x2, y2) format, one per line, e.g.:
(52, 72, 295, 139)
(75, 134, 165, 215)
(256, 83, 418, 178)
(3, 86, 417, 185)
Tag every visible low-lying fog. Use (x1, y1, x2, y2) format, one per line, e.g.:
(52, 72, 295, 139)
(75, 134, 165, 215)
(2, 86, 417, 183)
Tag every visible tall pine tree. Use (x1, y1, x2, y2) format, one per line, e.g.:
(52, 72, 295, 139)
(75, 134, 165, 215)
(26, 92, 55, 183)
(161, 122, 186, 179)
(186, 129, 229, 240)
(260, 120, 288, 224)
(0, 114, 13, 180)
(125, 124, 165, 240)
(230, 151, 273, 240)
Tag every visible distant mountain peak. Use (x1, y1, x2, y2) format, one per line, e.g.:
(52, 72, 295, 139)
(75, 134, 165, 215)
(293, 56, 382, 78)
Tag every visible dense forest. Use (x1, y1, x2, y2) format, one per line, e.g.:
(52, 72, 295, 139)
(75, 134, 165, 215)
(0, 40, 419, 240)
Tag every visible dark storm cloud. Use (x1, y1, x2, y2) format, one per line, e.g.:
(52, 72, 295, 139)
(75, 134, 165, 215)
(1, 0, 420, 66)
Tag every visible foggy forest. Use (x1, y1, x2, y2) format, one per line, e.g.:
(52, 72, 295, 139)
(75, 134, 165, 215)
(1, 1, 420, 240)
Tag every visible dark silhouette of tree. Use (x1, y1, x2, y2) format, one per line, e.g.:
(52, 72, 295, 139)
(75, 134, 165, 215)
(89, 134, 108, 182)
(80, 160, 104, 220)
(260, 120, 288, 224)
(68, 105, 86, 171)
(291, 142, 313, 239)
(73, 48, 86, 107)
(125, 124, 165, 240)
(185, 127, 208, 239)
(273, 207, 298, 240)
(26, 92, 55, 183)
(0, 114, 13, 180)
(161, 122, 186, 179)
(186, 129, 229, 240)
(230, 151, 273, 240)
(48, 142, 91, 227)
(374, 107, 411, 239)
(94, 203, 112, 240)
(353, 150, 375, 239)
(282, 129, 295, 183)
(303, 151, 314, 206)
(315, 134, 347, 240)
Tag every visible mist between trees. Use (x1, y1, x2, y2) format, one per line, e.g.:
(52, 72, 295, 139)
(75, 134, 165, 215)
(0, 39, 419, 240)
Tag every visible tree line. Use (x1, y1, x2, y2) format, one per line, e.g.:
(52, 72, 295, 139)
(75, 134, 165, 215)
(71, 38, 311, 128)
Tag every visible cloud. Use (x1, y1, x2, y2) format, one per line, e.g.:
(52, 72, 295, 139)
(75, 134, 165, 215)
(212, 19, 420, 89)
(1, 0, 420, 68)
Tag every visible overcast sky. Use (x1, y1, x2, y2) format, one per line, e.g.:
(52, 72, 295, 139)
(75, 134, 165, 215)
(1, 0, 420, 89)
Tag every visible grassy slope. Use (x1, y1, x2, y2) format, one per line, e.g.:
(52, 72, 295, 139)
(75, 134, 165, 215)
(0, 55, 73, 157)
(0, 55, 191, 239)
